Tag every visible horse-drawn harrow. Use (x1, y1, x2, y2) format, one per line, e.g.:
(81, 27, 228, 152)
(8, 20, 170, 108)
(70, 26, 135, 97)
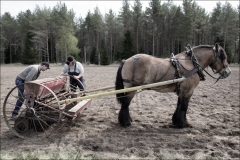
(3, 75, 185, 139)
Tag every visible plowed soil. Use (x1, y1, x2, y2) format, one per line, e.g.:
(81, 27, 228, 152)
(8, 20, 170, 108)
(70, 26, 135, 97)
(1, 64, 239, 159)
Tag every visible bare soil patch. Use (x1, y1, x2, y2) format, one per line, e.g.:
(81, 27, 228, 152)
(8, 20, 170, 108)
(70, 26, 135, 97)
(1, 64, 239, 159)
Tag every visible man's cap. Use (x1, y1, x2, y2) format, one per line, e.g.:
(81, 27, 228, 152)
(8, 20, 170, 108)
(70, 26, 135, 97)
(67, 56, 74, 62)
(41, 62, 50, 69)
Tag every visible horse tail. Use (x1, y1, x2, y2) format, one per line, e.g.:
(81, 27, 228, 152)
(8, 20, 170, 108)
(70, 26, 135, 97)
(115, 60, 126, 104)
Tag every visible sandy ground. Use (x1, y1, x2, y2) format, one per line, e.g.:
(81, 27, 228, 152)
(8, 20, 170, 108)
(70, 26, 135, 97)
(0, 64, 239, 159)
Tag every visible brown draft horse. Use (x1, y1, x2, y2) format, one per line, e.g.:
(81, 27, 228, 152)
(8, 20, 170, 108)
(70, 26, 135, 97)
(115, 44, 231, 128)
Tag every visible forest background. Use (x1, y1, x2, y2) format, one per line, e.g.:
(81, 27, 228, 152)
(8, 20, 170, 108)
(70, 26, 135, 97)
(1, 0, 239, 65)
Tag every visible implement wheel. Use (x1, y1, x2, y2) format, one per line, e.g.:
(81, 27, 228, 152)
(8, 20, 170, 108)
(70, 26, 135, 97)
(3, 82, 62, 139)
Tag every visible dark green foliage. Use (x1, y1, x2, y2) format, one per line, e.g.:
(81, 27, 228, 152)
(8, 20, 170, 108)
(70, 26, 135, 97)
(139, 46, 144, 53)
(21, 32, 38, 64)
(100, 46, 110, 65)
(115, 51, 122, 62)
(3, 45, 19, 63)
(1, 12, 18, 63)
(122, 30, 135, 59)
(3, 46, 10, 63)
(0, 1, 238, 64)
(90, 47, 98, 64)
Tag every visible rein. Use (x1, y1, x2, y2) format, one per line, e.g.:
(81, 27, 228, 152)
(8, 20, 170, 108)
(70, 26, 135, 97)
(202, 68, 222, 83)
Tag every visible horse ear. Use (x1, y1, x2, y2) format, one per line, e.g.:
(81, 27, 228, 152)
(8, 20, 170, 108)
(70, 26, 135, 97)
(215, 43, 219, 51)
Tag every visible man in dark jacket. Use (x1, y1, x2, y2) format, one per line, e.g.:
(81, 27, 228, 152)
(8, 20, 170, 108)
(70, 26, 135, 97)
(61, 56, 86, 92)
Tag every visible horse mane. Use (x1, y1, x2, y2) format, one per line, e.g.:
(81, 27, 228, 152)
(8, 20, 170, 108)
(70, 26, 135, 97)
(176, 45, 215, 55)
(193, 45, 214, 49)
(192, 44, 226, 61)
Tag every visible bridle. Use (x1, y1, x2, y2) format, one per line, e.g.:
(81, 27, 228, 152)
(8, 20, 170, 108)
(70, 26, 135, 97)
(209, 47, 227, 74)
(203, 46, 228, 83)
(174, 45, 228, 84)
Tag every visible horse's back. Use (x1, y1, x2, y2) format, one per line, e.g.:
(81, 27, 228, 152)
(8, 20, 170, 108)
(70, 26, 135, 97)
(122, 54, 173, 86)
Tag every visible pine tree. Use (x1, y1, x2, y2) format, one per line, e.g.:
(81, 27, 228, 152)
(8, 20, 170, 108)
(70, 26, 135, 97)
(90, 47, 97, 64)
(21, 32, 38, 64)
(122, 30, 135, 59)
(100, 46, 110, 65)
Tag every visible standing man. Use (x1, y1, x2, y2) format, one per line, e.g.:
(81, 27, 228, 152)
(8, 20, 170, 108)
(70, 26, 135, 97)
(12, 62, 50, 118)
(61, 56, 86, 92)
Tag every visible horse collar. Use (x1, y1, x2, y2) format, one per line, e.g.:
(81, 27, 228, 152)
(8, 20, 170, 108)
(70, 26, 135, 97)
(170, 55, 182, 79)
(185, 46, 205, 81)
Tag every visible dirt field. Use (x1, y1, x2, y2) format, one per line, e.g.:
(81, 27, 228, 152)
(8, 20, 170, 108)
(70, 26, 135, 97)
(0, 64, 239, 159)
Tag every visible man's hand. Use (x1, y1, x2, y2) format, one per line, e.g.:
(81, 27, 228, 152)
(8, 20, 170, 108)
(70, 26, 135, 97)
(73, 75, 78, 79)
(60, 72, 67, 76)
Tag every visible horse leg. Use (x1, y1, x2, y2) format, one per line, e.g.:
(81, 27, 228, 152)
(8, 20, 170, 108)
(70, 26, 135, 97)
(172, 97, 181, 125)
(118, 92, 134, 127)
(172, 96, 192, 128)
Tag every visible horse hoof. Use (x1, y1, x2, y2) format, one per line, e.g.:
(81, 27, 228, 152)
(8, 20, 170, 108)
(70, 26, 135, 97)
(120, 123, 130, 127)
(172, 119, 177, 126)
(119, 120, 131, 127)
(129, 117, 132, 122)
(124, 121, 131, 127)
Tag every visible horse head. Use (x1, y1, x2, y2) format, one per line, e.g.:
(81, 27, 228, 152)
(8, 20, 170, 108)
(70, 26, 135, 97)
(210, 44, 231, 79)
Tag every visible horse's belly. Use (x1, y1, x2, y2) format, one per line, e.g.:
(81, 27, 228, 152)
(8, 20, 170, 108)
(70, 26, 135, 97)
(150, 84, 176, 93)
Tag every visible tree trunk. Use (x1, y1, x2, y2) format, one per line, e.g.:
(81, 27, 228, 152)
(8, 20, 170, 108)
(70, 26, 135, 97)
(38, 43, 41, 62)
(110, 33, 113, 63)
(98, 52, 100, 65)
(10, 43, 12, 64)
(51, 37, 53, 63)
(55, 41, 59, 63)
(156, 30, 159, 57)
(84, 46, 86, 63)
(136, 26, 138, 54)
(46, 32, 49, 62)
(238, 35, 240, 64)
(152, 29, 154, 56)
(64, 37, 67, 62)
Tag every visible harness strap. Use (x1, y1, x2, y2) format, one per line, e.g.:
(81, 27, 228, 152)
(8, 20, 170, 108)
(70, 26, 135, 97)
(122, 79, 141, 86)
(183, 67, 199, 78)
(122, 56, 141, 86)
(186, 45, 205, 81)
(170, 54, 182, 79)
(170, 54, 182, 95)
(68, 62, 77, 72)
(131, 56, 139, 83)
